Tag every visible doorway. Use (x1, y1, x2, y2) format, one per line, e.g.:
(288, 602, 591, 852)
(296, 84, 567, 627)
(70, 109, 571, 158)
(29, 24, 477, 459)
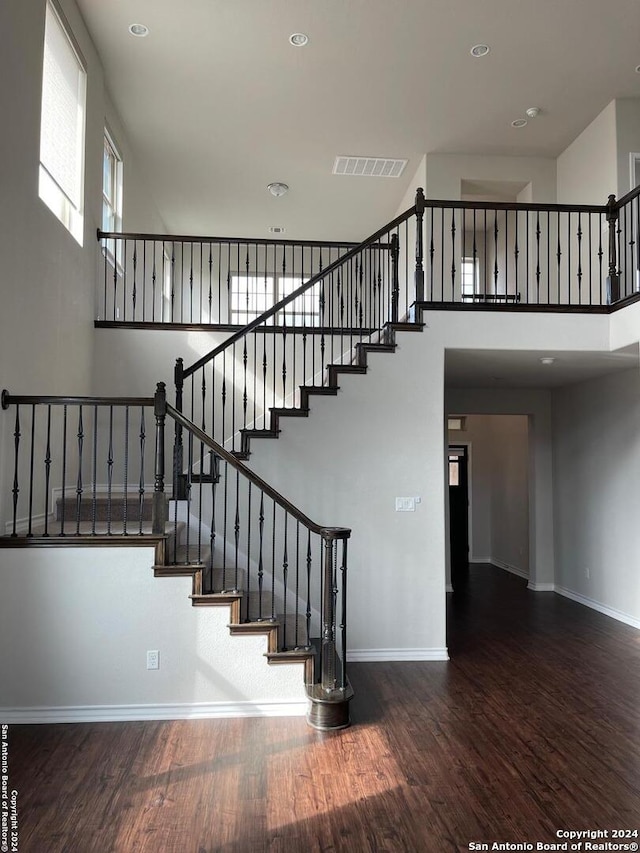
(448, 445, 469, 589)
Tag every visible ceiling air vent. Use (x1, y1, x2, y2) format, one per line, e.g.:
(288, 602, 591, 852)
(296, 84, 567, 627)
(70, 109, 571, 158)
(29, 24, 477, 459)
(333, 156, 408, 178)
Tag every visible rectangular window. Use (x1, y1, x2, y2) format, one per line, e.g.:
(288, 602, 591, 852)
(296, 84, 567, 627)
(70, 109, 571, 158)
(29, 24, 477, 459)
(39, 1, 87, 244)
(230, 275, 320, 325)
(461, 256, 478, 297)
(102, 130, 123, 234)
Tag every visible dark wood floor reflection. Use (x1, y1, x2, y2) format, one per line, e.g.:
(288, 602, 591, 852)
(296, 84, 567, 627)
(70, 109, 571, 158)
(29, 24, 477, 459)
(8, 564, 640, 852)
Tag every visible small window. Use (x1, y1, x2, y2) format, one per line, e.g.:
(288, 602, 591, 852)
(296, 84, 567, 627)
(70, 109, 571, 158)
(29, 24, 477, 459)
(461, 257, 478, 297)
(102, 130, 123, 234)
(39, 1, 87, 244)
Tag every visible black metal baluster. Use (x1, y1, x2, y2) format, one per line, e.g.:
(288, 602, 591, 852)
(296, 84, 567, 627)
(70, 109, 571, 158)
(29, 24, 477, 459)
(138, 407, 146, 535)
(440, 208, 445, 301)
(142, 240, 147, 322)
(189, 242, 194, 323)
(60, 405, 67, 535)
(429, 208, 434, 301)
(233, 468, 240, 592)
(507, 210, 520, 300)
(209, 452, 217, 592)
(390, 233, 399, 323)
(151, 243, 157, 323)
(129, 241, 136, 321)
(305, 530, 312, 648)
(161, 240, 166, 323)
(112, 240, 118, 321)
(493, 211, 499, 292)
(294, 521, 301, 649)
(557, 211, 562, 303)
(505, 209, 509, 296)
(598, 214, 604, 303)
(185, 429, 193, 563)
(588, 212, 594, 304)
(27, 404, 36, 537)
(536, 212, 541, 302)
(257, 490, 265, 620)
(107, 406, 114, 534)
(339, 537, 349, 692)
(242, 337, 248, 427)
(567, 213, 572, 304)
(232, 342, 237, 449)
(270, 502, 277, 621)
(577, 213, 583, 304)
(450, 208, 456, 300)
(123, 406, 129, 535)
(282, 511, 289, 649)
(10, 405, 20, 536)
(222, 457, 229, 588)
(245, 482, 252, 617)
(43, 405, 52, 536)
(221, 350, 227, 450)
(170, 244, 176, 322)
(91, 405, 98, 535)
(208, 242, 214, 322)
(75, 405, 84, 535)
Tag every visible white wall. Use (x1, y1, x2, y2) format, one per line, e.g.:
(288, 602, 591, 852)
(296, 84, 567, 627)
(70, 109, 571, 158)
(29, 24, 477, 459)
(557, 100, 618, 205)
(615, 98, 640, 198)
(425, 153, 557, 203)
(0, 0, 164, 529)
(552, 367, 640, 627)
(0, 547, 307, 720)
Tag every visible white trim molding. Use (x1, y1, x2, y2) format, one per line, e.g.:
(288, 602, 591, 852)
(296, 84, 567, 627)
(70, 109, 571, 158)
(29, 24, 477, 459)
(0, 700, 308, 725)
(493, 558, 529, 580)
(528, 581, 555, 592)
(347, 648, 450, 662)
(555, 586, 640, 631)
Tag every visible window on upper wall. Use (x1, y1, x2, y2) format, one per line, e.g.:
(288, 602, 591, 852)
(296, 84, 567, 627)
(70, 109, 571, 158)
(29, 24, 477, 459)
(102, 130, 123, 234)
(39, 0, 87, 245)
(230, 275, 321, 325)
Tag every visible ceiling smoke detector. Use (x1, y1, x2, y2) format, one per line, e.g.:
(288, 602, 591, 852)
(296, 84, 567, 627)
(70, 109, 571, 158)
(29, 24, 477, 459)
(129, 23, 149, 37)
(289, 33, 309, 47)
(470, 44, 491, 58)
(526, 107, 541, 119)
(267, 182, 289, 197)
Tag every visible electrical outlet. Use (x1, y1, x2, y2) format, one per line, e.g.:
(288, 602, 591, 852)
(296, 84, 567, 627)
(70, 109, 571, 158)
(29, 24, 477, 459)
(146, 650, 160, 670)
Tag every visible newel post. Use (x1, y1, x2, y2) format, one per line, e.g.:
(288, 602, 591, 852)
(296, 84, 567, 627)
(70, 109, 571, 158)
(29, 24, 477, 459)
(606, 194, 620, 304)
(415, 187, 425, 304)
(390, 233, 400, 323)
(152, 382, 168, 534)
(173, 358, 188, 501)
(319, 527, 351, 693)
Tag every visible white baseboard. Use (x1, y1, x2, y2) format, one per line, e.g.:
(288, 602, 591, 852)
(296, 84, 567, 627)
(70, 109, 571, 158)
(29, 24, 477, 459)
(0, 700, 308, 725)
(347, 648, 450, 662)
(554, 585, 640, 630)
(471, 556, 492, 564)
(528, 581, 555, 592)
(446, 583, 454, 593)
(492, 558, 529, 580)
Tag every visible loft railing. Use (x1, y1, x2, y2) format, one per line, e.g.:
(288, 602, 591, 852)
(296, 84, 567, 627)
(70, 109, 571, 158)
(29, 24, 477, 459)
(613, 183, 640, 304)
(0, 385, 352, 725)
(96, 230, 384, 327)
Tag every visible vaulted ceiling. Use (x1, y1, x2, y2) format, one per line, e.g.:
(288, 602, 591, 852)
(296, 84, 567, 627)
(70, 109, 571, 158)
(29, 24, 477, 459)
(76, 0, 640, 240)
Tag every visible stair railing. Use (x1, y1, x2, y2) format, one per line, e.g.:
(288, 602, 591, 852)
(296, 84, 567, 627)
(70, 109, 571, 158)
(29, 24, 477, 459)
(173, 191, 425, 456)
(0, 384, 353, 727)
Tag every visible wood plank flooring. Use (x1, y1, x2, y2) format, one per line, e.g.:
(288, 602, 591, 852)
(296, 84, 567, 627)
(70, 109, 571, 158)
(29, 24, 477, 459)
(6, 564, 640, 852)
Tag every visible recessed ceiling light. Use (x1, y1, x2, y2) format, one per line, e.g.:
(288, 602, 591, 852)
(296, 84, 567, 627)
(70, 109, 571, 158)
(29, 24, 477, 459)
(470, 44, 490, 58)
(129, 24, 149, 37)
(289, 33, 309, 47)
(540, 357, 556, 365)
(511, 119, 528, 128)
(267, 182, 289, 197)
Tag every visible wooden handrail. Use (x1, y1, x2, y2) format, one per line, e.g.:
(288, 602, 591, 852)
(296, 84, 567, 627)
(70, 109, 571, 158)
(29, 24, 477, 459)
(1, 391, 154, 409)
(165, 403, 350, 541)
(98, 229, 367, 251)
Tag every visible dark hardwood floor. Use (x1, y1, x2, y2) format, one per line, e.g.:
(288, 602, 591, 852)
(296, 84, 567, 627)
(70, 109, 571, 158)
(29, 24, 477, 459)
(6, 564, 640, 852)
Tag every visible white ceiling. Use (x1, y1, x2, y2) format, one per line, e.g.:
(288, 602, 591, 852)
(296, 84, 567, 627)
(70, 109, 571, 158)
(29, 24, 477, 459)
(76, 0, 640, 241)
(445, 346, 640, 389)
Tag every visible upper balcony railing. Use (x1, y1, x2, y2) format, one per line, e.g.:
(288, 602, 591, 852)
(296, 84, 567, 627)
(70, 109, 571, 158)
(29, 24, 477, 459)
(98, 184, 640, 329)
